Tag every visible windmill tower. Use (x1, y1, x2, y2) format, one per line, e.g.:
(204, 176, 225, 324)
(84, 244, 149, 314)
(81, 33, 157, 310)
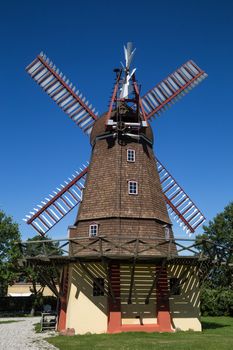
(24, 43, 207, 334)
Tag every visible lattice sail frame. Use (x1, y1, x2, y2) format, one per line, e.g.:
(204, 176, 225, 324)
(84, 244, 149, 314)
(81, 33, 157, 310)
(23, 165, 88, 235)
(26, 53, 98, 135)
(141, 60, 207, 120)
(24, 51, 207, 236)
(156, 159, 205, 234)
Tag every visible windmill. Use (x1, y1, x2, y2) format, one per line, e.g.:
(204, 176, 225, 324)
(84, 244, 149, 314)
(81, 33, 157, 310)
(24, 43, 206, 237)
(23, 43, 207, 334)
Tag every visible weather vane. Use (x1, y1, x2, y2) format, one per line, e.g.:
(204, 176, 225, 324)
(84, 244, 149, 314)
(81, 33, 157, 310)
(120, 42, 136, 98)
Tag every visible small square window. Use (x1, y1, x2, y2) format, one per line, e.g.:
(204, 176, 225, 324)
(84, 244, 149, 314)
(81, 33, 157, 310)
(170, 278, 181, 295)
(128, 181, 138, 195)
(93, 278, 104, 296)
(89, 224, 98, 237)
(127, 149, 135, 162)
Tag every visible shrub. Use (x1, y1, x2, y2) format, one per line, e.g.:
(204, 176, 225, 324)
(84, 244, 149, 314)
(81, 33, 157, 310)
(201, 287, 233, 316)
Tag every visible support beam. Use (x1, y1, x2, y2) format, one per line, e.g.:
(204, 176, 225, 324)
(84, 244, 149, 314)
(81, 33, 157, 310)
(38, 270, 60, 298)
(127, 260, 136, 304)
(145, 259, 166, 304)
(108, 262, 121, 333)
(101, 257, 116, 303)
(105, 70, 122, 126)
(156, 265, 172, 332)
(127, 239, 139, 304)
(57, 265, 69, 332)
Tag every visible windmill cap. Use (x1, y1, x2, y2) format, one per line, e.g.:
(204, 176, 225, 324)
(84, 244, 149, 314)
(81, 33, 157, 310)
(90, 109, 154, 146)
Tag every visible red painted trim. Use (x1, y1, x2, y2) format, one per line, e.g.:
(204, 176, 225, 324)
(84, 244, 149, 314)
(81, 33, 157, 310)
(156, 157, 205, 233)
(157, 311, 173, 332)
(193, 217, 205, 231)
(105, 81, 119, 126)
(107, 263, 173, 334)
(57, 297, 67, 332)
(118, 324, 170, 333)
(132, 78, 148, 124)
(164, 195, 194, 233)
(108, 311, 121, 333)
(57, 266, 69, 332)
(107, 262, 121, 333)
(37, 55, 98, 121)
(156, 265, 173, 332)
(144, 68, 205, 120)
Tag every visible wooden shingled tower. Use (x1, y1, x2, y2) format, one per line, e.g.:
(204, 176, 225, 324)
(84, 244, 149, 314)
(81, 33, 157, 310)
(24, 43, 207, 333)
(72, 107, 172, 253)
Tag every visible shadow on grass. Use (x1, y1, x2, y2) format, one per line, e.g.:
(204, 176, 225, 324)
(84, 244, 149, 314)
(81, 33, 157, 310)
(202, 321, 230, 330)
(0, 320, 21, 324)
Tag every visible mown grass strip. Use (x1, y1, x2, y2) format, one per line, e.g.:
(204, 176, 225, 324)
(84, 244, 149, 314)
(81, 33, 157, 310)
(46, 317, 233, 350)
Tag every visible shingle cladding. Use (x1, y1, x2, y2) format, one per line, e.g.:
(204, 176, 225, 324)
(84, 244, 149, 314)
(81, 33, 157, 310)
(70, 113, 175, 256)
(77, 140, 170, 222)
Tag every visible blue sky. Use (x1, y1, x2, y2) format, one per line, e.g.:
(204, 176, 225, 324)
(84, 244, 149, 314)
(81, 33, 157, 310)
(0, 0, 232, 241)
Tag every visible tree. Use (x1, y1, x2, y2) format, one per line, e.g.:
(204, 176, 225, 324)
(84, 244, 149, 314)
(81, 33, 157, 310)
(0, 211, 63, 314)
(198, 202, 233, 287)
(0, 210, 21, 296)
(197, 202, 233, 315)
(21, 235, 63, 315)
(202, 201, 233, 249)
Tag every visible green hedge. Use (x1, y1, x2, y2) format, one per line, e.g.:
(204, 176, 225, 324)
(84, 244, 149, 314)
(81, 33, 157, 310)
(201, 288, 233, 316)
(0, 295, 57, 316)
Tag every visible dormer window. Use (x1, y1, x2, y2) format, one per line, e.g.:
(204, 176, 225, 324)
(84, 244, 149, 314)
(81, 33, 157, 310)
(127, 149, 135, 162)
(128, 181, 138, 195)
(89, 223, 98, 237)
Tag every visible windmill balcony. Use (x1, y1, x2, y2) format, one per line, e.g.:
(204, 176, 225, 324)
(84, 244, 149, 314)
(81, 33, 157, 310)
(18, 236, 213, 264)
(68, 234, 178, 259)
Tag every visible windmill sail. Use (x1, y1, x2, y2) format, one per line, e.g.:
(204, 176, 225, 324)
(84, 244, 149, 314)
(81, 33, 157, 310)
(23, 165, 88, 235)
(142, 60, 207, 120)
(156, 158, 205, 234)
(24, 158, 205, 236)
(26, 53, 98, 135)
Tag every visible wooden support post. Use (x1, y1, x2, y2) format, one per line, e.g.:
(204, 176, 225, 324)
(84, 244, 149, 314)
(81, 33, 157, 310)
(101, 257, 116, 303)
(145, 259, 166, 304)
(57, 265, 69, 332)
(156, 264, 172, 332)
(39, 272, 60, 298)
(128, 239, 138, 304)
(127, 260, 136, 304)
(108, 262, 121, 333)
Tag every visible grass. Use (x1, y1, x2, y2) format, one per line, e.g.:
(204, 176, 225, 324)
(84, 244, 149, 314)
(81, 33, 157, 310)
(46, 317, 233, 350)
(34, 322, 41, 333)
(0, 320, 21, 324)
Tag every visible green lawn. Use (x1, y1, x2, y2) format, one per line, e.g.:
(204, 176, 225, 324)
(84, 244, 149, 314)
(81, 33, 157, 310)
(47, 317, 233, 350)
(0, 320, 21, 324)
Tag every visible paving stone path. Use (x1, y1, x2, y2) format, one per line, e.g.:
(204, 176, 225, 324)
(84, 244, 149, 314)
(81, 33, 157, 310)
(0, 317, 58, 350)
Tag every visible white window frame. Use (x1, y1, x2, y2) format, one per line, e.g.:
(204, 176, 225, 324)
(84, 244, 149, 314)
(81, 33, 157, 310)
(89, 223, 98, 237)
(128, 180, 138, 195)
(127, 149, 135, 162)
(164, 225, 170, 241)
